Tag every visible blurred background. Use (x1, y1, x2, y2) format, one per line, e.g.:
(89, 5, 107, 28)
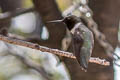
(0, 0, 120, 80)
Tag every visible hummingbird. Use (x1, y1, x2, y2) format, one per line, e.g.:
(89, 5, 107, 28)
(49, 15, 94, 71)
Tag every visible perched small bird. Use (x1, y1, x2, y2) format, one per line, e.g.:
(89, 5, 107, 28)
(49, 15, 94, 71)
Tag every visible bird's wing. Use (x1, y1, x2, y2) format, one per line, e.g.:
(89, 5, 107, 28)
(72, 25, 94, 71)
(71, 30, 88, 70)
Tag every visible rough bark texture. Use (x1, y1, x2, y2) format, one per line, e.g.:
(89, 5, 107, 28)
(64, 0, 119, 80)
(32, 0, 66, 49)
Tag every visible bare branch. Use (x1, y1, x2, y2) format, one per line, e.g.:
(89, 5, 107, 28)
(63, 3, 81, 16)
(0, 34, 110, 66)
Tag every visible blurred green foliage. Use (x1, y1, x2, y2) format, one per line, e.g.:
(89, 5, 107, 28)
(23, 0, 33, 8)
(56, 0, 72, 11)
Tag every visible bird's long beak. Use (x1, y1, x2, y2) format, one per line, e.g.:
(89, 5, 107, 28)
(47, 19, 63, 23)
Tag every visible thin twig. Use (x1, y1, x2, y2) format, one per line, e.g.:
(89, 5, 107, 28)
(0, 34, 110, 66)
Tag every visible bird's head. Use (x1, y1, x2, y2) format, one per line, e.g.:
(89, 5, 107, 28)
(48, 15, 81, 30)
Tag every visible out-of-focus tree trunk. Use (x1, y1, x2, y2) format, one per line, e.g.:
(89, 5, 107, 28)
(0, 0, 22, 12)
(32, 0, 66, 49)
(64, 0, 119, 80)
(0, 0, 22, 35)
